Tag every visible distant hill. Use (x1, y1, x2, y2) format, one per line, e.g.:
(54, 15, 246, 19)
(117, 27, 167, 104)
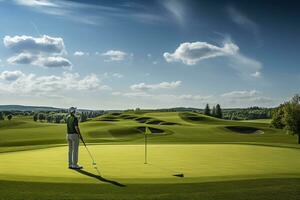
(0, 105, 63, 112)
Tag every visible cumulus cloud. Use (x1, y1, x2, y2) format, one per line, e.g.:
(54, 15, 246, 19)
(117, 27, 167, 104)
(112, 73, 124, 78)
(251, 71, 261, 78)
(38, 56, 72, 68)
(111, 88, 275, 107)
(164, 40, 262, 78)
(220, 90, 274, 107)
(4, 35, 65, 54)
(103, 72, 124, 79)
(0, 71, 110, 96)
(112, 91, 152, 98)
(7, 53, 36, 65)
(3, 35, 71, 68)
(130, 81, 181, 91)
(101, 50, 127, 61)
(73, 51, 89, 56)
(0, 70, 25, 81)
(221, 90, 259, 99)
(177, 94, 213, 101)
(164, 41, 239, 65)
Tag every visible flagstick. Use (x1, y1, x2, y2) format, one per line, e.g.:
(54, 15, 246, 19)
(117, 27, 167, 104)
(144, 129, 147, 164)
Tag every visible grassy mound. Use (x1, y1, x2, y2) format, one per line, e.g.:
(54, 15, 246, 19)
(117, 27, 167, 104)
(179, 112, 223, 124)
(108, 127, 142, 137)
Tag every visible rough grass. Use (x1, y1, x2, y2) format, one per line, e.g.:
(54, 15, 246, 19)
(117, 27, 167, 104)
(1, 178, 300, 200)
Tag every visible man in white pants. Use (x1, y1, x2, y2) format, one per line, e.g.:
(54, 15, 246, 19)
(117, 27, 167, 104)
(66, 107, 83, 169)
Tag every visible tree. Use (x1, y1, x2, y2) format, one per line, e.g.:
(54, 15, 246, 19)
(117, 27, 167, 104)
(38, 113, 45, 121)
(283, 97, 300, 144)
(211, 106, 216, 117)
(271, 104, 285, 129)
(215, 104, 223, 119)
(0, 112, 4, 120)
(204, 104, 211, 116)
(7, 114, 12, 120)
(33, 113, 38, 122)
(46, 115, 53, 123)
(272, 95, 300, 144)
(80, 112, 88, 122)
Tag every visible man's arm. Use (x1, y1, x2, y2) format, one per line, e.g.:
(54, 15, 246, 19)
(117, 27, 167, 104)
(74, 117, 84, 145)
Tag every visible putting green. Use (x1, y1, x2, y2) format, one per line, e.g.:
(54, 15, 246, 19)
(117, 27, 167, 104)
(1, 144, 300, 184)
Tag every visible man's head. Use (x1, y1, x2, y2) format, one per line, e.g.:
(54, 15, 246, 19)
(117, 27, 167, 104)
(69, 107, 77, 115)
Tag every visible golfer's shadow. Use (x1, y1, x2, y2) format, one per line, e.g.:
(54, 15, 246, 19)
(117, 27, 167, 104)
(74, 169, 126, 187)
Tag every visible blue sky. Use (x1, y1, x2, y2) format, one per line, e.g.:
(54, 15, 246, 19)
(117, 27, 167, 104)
(0, 0, 299, 109)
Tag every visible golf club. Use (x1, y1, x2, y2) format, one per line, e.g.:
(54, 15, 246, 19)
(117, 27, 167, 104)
(144, 127, 184, 178)
(79, 133, 101, 176)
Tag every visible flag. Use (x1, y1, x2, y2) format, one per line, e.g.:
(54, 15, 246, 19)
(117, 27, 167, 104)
(145, 126, 151, 135)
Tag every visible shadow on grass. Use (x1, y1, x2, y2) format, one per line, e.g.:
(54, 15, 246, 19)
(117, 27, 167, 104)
(74, 169, 126, 187)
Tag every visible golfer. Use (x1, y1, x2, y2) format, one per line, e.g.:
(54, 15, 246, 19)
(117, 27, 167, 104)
(66, 107, 83, 169)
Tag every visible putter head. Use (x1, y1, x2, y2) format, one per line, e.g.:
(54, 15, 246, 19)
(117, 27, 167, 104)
(173, 173, 184, 178)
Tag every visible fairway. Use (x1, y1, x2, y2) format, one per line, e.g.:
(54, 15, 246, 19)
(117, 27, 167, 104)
(1, 144, 300, 184)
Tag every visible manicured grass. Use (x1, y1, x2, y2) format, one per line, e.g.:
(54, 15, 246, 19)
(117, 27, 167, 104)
(1, 144, 300, 184)
(0, 112, 299, 199)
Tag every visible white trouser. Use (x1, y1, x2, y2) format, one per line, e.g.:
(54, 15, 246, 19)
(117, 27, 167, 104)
(67, 134, 79, 167)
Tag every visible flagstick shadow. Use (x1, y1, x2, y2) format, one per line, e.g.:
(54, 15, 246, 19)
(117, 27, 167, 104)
(74, 169, 126, 187)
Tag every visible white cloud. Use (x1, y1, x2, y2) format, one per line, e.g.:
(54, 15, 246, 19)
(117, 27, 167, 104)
(73, 51, 84, 56)
(0, 70, 25, 81)
(0, 71, 110, 96)
(112, 91, 152, 98)
(177, 94, 213, 101)
(220, 90, 274, 107)
(164, 40, 262, 77)
(14, 0, 58, 7)
(38, 56, 72, 68)
(7, 53, 36, 65)
(101, 50, 127, 61)
(164, 41, 239, 65)
(251, 71, 261, 78)
(111, 88, 275, 108)
(103, 72, 124, 79)
(221, 90, 259, 99)
(4, 35, 65, 54)
(112, 73, 123, 78)
(130, 81, 181, 91)
(4, 35, 71, 68)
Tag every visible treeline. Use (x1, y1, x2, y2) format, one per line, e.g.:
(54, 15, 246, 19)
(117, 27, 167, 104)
(33, 111, 104, 123)
(222, 107, 273, 120)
